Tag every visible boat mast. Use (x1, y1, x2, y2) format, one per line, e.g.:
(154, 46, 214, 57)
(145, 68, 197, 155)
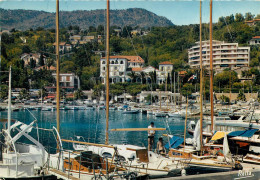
(174, 72, 176, 112)
(8, 66, 11, 135)
(56, 0, 60, 134)
(105, 0, 110, 145)
(209, 0, 214, 133)
(199, 0, 203, 150)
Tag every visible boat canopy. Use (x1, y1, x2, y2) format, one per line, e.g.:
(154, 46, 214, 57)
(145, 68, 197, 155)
(164, 136, 184, 149)
(211, 129, 259, 141)
(211, 131, 229, 141)
(228, 129, 258, 138)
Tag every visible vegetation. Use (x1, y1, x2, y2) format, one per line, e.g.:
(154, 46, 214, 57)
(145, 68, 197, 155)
(219, 95, 230, 103)
(1, 12, 260, 100)
(0, 8, 173, 31)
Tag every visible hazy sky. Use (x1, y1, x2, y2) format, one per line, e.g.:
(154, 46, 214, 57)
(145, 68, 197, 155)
(0, 0, 259, 25)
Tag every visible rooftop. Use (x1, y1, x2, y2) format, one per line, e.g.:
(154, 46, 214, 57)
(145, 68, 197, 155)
(102, 56, 145, 63)
(159, 61, 173, 65)
(132, 67, 143, 72)
(252, 36, 260, 39)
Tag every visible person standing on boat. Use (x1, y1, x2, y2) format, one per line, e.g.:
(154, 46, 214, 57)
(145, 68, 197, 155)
(156, 137, 166, 155)
(148, 122, 156, 151)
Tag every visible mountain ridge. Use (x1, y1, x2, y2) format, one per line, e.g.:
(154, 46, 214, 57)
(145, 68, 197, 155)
(0, 8, 174, 30)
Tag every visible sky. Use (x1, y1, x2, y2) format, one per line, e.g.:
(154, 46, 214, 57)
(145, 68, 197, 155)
(0, 0, 260, 25)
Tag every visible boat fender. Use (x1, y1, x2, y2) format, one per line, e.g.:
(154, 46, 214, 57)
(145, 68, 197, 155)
(234, 163, 243, 170)
(181, 169, 186, 176)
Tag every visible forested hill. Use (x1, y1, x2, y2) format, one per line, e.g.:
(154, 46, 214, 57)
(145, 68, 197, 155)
(0, 8, 174, 30)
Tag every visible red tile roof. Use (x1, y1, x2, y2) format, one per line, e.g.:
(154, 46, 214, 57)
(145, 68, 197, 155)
(132, 67, 143, 72)
(179, 71, 187, 75)
(102, 56, 144, 63)
(159, 61, 173, 65)
(36, 65, 56, 71)
(253, 36, 260, 39)
(53, 42, 66, 46)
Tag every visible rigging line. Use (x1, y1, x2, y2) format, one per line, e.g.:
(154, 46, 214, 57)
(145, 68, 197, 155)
(112, 1, 138, 56)
(130, 6, 148, 57)
(218, 2, 236, 43)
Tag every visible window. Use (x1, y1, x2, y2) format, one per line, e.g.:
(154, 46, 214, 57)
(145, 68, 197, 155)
(103, 67, 105, 71)
(66, 76, 70, 81)
(102, 61, 105, 64)
(115, 60, 118, 64)
(120, 61, 124, 64)
(111, 61, 114, 64)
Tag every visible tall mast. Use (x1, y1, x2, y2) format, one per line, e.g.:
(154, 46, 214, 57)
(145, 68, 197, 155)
(105, 0, 110, 145)
(8, 66, 11, 135)
(56, 0, 60, 134)
(199, 0, 203, 150)
(174, 72, 176, 112)
(210, 0, 214, 133)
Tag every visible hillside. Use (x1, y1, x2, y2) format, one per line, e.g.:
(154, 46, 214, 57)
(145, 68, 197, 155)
(0, 8, 174, 30)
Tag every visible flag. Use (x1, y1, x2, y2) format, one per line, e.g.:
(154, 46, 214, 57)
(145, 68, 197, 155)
(188, 75, 195, 82)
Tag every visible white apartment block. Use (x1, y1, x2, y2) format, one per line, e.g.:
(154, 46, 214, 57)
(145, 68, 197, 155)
(157, 61, 173, 84)
(100, 56, 144, 84)
(188, 40, 250, 72)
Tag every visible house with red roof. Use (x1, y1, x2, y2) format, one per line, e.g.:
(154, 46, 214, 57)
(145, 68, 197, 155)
(245, 19, 260, 26)
(157, 61, 174, 84)
(248, 36, 260, 46)
(100, 56, 145, 84)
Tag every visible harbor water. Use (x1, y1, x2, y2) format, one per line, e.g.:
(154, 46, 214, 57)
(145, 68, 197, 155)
(0, 109, 193, 151)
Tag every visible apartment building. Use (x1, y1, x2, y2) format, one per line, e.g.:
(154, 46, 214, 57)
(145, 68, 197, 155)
(188, 40, 250, 72)
(45, 73, 80, 98)
(100, 56, 144, 84)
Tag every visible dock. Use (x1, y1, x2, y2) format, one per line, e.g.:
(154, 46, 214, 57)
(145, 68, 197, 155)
(163, 169, 260, 180)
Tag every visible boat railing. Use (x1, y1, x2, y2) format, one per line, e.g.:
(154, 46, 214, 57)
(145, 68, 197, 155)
(45, 146, 138, 179)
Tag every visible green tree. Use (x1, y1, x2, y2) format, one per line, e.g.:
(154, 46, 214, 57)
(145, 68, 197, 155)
(19, 89, 29, 100)
(181, 83, 194, 98)
(74, 89, 84, 100)
(39, 53, 44, 66)
(219, 95, 230, 103)
(22, 45, 31, 54)
(128, 71, 137, 83)
(237, 90, 246, 101)
(235, 13, 245, 22)
(0, 85, 8, 100)
(245, 12, 254, 21)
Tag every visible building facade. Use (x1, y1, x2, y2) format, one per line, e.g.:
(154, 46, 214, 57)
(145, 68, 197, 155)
(45, 73, 80, 99)
(100, 56, 144, 84)
(188, 40, 250, 72)
(157, 61, 173, 84)
(248, 36, 260, 45)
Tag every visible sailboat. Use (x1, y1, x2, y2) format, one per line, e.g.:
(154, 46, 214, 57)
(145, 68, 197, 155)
(60, 0, 188, 178)
(166, 0, 243, 173)
(0, 67, 55, 179)
(46, 0, 153, 179)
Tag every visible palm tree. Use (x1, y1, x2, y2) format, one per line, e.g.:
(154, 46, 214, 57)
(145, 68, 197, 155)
(74, 89, 84, 100)
(128, 71, 137, 83)
(140, 72, 146, 84)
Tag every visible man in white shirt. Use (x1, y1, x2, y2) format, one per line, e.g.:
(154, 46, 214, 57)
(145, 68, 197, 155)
(148, 122, 156, 151)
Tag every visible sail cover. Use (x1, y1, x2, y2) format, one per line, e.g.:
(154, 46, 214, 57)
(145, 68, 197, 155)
(193, 121, 201, 150)
(223, 134, 231, 156)
(165, 136, 184, 149)
(228, 129, 258, 138)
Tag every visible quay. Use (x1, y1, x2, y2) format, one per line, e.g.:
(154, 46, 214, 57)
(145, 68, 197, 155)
(164, 168, 260, 180)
